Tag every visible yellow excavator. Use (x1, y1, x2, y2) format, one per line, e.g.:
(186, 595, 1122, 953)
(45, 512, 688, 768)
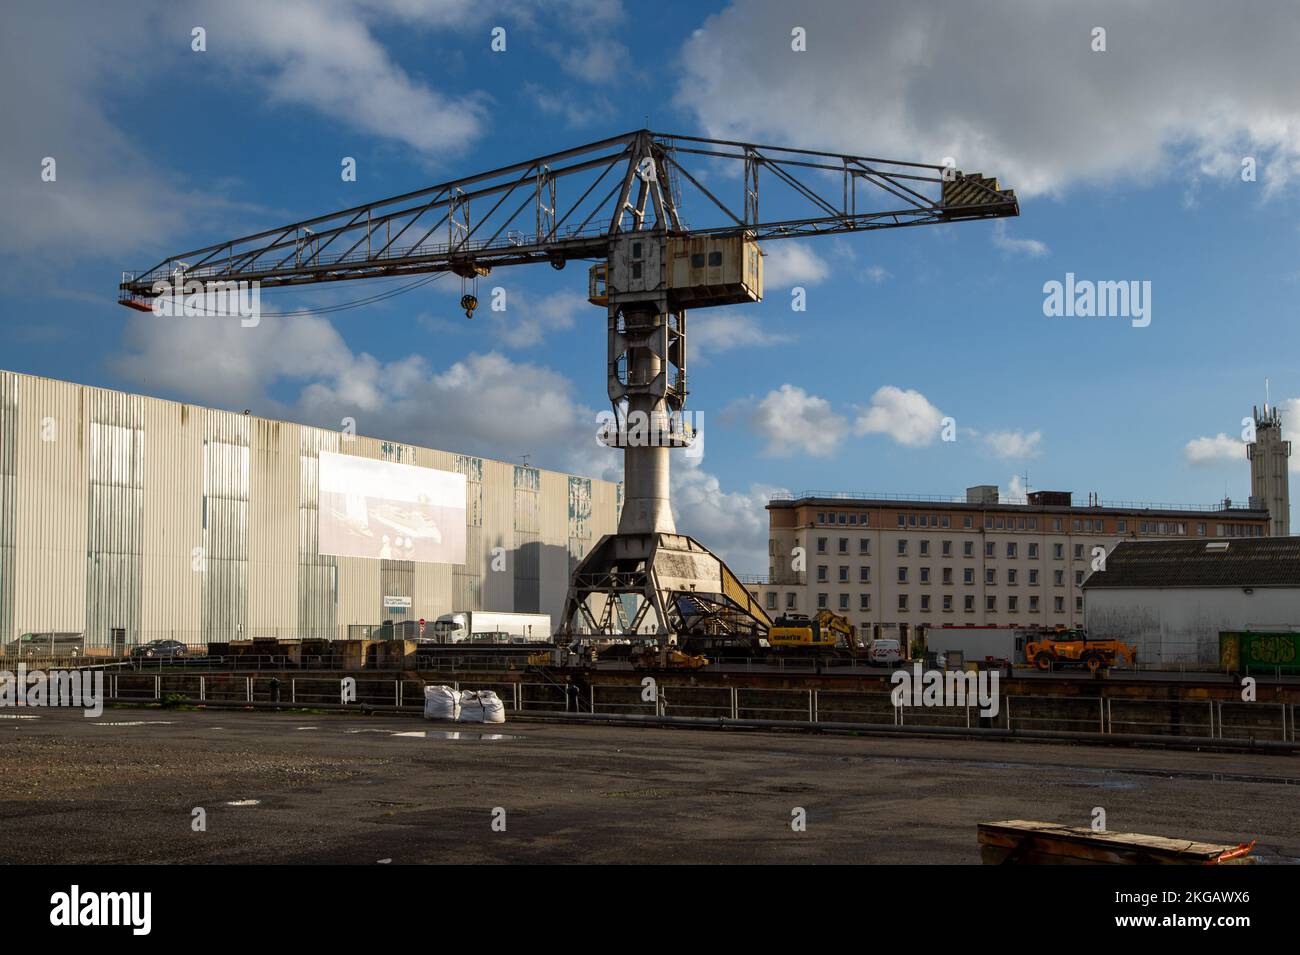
(767, 610, 865, 658)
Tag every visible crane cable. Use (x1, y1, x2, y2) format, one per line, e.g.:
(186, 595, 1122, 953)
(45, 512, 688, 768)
(156, 270, 448, 318)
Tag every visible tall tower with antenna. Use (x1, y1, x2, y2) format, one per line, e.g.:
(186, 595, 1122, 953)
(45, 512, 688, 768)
(1248, 393, 1291, 536)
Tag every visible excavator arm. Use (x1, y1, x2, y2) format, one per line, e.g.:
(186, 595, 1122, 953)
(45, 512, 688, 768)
(815, 609, 862, 653)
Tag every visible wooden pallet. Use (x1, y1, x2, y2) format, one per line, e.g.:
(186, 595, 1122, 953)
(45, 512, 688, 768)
(979, 820, 1256, 865)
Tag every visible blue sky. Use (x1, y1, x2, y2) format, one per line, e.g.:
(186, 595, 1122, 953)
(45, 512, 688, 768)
(3, 0, 1300, 573)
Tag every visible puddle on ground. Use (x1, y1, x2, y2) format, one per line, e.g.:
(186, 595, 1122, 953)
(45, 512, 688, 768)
(0, 714, 40, 720)
(295, 726, 318, 730)
(861, 754, 1300, 788)
(1119, 767, 1300, 787)
(392, 730, 523, 740)
(91, 721, 176, 727)
(225, 799, 261, 807)
(1060, 779, 1140, 791)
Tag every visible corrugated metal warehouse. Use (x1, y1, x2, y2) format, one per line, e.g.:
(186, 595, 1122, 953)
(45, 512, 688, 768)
(0, 370, 620, 648)
(1084, 537, 1300, 664)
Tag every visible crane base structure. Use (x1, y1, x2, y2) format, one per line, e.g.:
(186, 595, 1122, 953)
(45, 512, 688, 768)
(562, 532, 772, 648)
(117, 129, 1017, 651)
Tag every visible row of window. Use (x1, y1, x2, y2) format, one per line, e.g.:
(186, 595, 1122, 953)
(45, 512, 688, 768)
(899, 513, 964, 529)
(809, 538, 1098, 560)
(812, 565, 1087, 587)
(816, 511, 869, 526)
(812, 511, 1265, 537)
(1216, 523, 1265, 537)
(774, 591, 1086, 614)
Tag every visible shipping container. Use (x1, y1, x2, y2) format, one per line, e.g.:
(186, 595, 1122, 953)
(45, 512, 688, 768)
(927, 625, 1036, 665)
(1219, 630, 1300, 674)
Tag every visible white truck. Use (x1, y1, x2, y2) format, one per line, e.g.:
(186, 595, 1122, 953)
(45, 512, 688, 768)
(926, 626, 1034, 667)
(428, 611, 551, 645)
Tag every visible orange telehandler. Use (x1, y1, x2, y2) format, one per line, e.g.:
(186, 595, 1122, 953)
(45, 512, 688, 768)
(1025, 628, 1136, 672)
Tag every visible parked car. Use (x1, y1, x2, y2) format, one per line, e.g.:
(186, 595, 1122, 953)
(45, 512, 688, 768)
(4, 632, 83, 656)
(129, 639, 188, 659)
(867, 638, 903, 667)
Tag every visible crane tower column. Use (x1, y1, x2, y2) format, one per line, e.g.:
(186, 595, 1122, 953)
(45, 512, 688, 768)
(613, 302, 679, 535)
(558, 233, 774, 650)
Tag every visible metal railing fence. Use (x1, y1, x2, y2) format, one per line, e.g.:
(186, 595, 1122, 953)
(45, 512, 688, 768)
(45, 673, 1297, 744)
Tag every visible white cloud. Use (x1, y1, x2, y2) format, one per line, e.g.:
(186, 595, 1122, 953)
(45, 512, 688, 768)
(992, 220, 1050, 258)
(110, 311, 618, 477)
(1003, 474, 1029, 504)
(111, 313, 351, 410)
(854, 386, 944, 447)
(676, 0, 1300, 199)
(864, 265, 891, 283)
(748, 385, 848, 457)
(983, 429, 1042, 459)
(690, 310, 792, 360)
(561, 40, 631, 84)
(672, 456, 781, 575)
(485, 288, 585, 348)
(1184, 432, 1245, 466)
(761, 242, 830, 288)
(0, 0, 628, 270)
(193, 0, 488, 156)
(522, 82, 613, 128)
(0, 4, 264, 265)
(0, 0, 500, 270)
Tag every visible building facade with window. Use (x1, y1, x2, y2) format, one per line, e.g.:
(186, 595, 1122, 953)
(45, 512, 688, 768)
(746, 486, 1271, 643)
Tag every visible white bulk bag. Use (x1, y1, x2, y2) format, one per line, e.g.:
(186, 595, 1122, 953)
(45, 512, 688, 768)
(457, 689, 506, 724)
(423, 684, 460, 721)
(479, 690, 506, 724)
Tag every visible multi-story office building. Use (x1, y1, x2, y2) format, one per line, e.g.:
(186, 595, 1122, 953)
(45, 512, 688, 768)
(747, 485, 1271, 643)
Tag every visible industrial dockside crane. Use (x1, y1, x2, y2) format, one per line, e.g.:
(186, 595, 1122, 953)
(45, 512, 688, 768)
(119, 130, 1018, 651)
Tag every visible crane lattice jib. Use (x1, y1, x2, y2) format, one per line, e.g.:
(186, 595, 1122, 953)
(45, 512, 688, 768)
(118, 129, 1017, 306)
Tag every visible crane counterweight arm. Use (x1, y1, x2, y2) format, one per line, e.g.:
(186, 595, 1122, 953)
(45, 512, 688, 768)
(118, 129, 1017, 306)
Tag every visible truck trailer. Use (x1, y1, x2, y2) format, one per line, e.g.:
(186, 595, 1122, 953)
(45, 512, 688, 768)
(428, 611, 551, 645)
(927, 625, 1030, 667)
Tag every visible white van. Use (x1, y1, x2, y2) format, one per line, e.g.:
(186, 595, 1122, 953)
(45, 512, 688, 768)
(867, 638, 903, 667)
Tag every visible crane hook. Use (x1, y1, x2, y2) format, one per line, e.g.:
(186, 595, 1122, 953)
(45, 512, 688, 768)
(460, 293, 478, 319)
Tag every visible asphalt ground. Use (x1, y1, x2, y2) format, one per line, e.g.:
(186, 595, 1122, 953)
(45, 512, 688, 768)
(1, 706, 1297, 864)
